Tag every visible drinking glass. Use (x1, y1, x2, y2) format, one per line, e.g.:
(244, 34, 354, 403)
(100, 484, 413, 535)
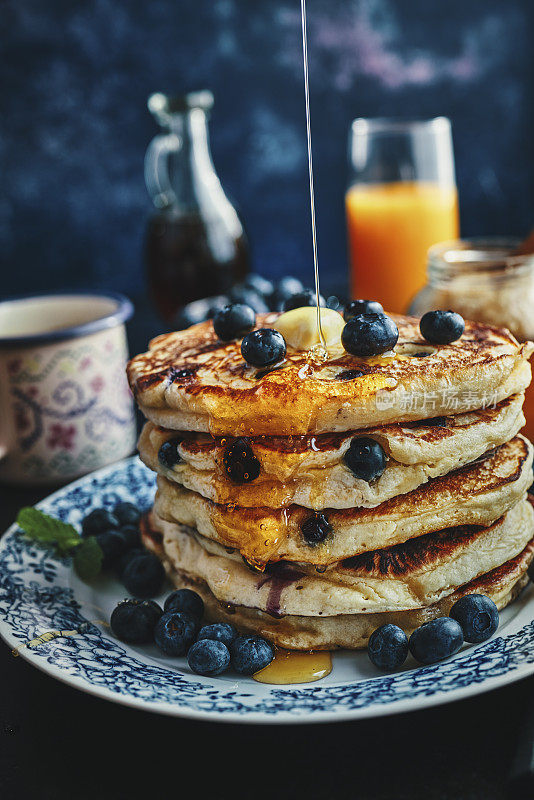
(346, 117, 459, 314)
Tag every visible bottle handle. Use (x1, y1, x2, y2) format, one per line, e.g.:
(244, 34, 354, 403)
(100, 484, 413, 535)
(144, 133, 181, 209)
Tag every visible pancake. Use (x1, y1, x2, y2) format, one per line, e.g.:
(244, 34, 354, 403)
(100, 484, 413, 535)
(138, 394, 525, 509)
(127, 312, 533, 436)
(146, 499, 533, 616)
(142, 515, 534, 650)
(153, 435, 533, 567)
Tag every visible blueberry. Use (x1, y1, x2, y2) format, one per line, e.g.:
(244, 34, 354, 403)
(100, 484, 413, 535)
(344, 437, 387, 482)
(272, 276, 305, 309)
(228, 285, 269, 314)
(172, 300, 211, 330)
(282, 288, 325, 312)
(337, 369, 364, 381)
(326, 295, 344, 313)
(119, 525, 140, 549)
(213, 303, 256, 341)
(158, 438, 183, 469)
(241, 329, 286, 368)
(409, 617, 464, 665)
(243, 274, 274, 299)
(368, 624, 409, 671)
(449, 594, 499, 643)
(301, 513, 332, 545)
(206, 295, 229, 318)
(95, 530, 128, 569)
(114, 502, 141, 527)
(420, 310, 465, 345)
(110, 599, 163, 644)
(342, 313, 399, 358)
(188, 639, 231, 676)
(81, 508, 119, 537)
(223, 438, 261, 483)
(115, 547, 144, 579)
(164, 588, 204, 622)
(344, 299, 384, 320)
(154, 611, 196, 656)
(122, 552, 166, 598)
(197, 622, 237, 648)
(230, 635, 274, 675)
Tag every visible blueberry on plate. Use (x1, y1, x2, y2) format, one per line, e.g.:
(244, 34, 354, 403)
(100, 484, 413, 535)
(213, 303, 256, 342)
(164, 588, 204, 623)
(271, 276, 304, 309)
(409, 617, 464, 665)
(231, 635, 274, 675)
(419, 310, 465, 345)
(228, 285, 269, 314)
(449, 594, 499, 643)
(81, 508, 119, 537)
(344, 299, 384, 321)
(282, 288, 325, 312)
(188, 639, 231, 676)
(241, 329, 286, 368)
(342, 313, 399, 358)
(344, 437, 387, 482)
(154, 611, 196, 656)
(114, 502, 141, 527)
(115, 547, 144, 579)
(119, 524, 140, 549)
(223, 438, 261, 483)
(368, 624, 409, 671)
(243, 274, 274, 299)
(122, 552, 166, 598)
(95, 530, 129, 569)
(197, 622, 237, 648)
(110, 599, 162, 644)
(158, 438, 183, 470)
(301, 513, 332, 545)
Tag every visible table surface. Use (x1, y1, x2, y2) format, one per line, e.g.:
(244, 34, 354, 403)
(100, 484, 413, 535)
(1, 483, 533, 800)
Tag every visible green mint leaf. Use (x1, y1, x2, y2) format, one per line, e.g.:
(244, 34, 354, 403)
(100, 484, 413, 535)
(17, 507, 81, 555)
(73, 536, 103, 581)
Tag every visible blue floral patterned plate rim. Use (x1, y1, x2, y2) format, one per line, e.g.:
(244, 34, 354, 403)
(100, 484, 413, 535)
(1, 456, 534, 725)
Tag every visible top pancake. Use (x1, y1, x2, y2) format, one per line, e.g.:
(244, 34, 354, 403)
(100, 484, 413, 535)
(127, 313, 533, 436)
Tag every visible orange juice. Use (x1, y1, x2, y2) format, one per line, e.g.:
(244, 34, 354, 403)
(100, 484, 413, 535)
(346, 181, 459, 313)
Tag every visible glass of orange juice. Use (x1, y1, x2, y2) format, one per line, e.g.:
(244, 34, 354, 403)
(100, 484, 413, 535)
(346, 117, 459, 313)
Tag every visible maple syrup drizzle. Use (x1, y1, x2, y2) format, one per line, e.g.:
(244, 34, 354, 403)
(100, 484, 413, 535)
(300, 0, 327, 362)
(253, 648, 332, 684)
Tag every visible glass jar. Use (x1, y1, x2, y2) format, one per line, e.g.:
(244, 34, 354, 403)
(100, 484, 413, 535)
(410, 238, 534, 438)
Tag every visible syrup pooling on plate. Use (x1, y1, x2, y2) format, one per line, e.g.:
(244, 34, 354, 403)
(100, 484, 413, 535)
(253, 648, 332, 684)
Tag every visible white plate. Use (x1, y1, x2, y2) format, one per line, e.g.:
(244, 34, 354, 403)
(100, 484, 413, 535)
(1, 457, 534, 724)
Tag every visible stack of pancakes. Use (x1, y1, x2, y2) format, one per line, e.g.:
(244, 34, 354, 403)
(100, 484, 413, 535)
(127, 313, 534, 650)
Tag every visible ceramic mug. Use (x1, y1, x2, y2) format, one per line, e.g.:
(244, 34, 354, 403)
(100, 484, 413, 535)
(0, 292, 137, 486)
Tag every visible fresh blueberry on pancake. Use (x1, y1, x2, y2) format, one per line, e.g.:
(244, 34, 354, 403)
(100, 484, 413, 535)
(344, 299, 384, 320)
(158, 438, 183, 469)
(420, 309, 465, 345)
(241, 328, 286, 368)
(230, 635, 274, 675)
(337, 369, 365, 380)
(110, 599, 162, 644)
(154, 611, 196, 656)
(341, 312, 399, 357)
(282, 288, 325, 312)
(368, 624, 408, 671)
(114, 501, 141, 527)
(188, 639, 231, 676)
(213, 302, 256, 341)
(223, 438, 261, 483)
(82, 508, 119, 536)
(228, 284, 269, 314)
(272, 275, 304, 309)
(164, 588, 204, 623)
(409, 617, 464, 665)
(122, 552, 166, 598)
(449, 594, 499, 643)
(197, 622, 238, 648)
(301, 512, 332, 544)
(95, 530, 128, 569)
(344, 437, 387, 482)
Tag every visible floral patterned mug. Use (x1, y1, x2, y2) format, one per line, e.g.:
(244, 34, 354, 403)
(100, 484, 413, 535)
(0, 293, 137, 486)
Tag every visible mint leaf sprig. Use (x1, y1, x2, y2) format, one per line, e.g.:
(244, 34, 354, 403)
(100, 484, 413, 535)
(16, 507, 103, 581)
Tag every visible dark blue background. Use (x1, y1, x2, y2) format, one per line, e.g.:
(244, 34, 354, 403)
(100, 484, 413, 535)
(2, 0, 533, 320)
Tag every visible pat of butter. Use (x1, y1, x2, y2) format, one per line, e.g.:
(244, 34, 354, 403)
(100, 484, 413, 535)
(273, 306, 344, 350)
